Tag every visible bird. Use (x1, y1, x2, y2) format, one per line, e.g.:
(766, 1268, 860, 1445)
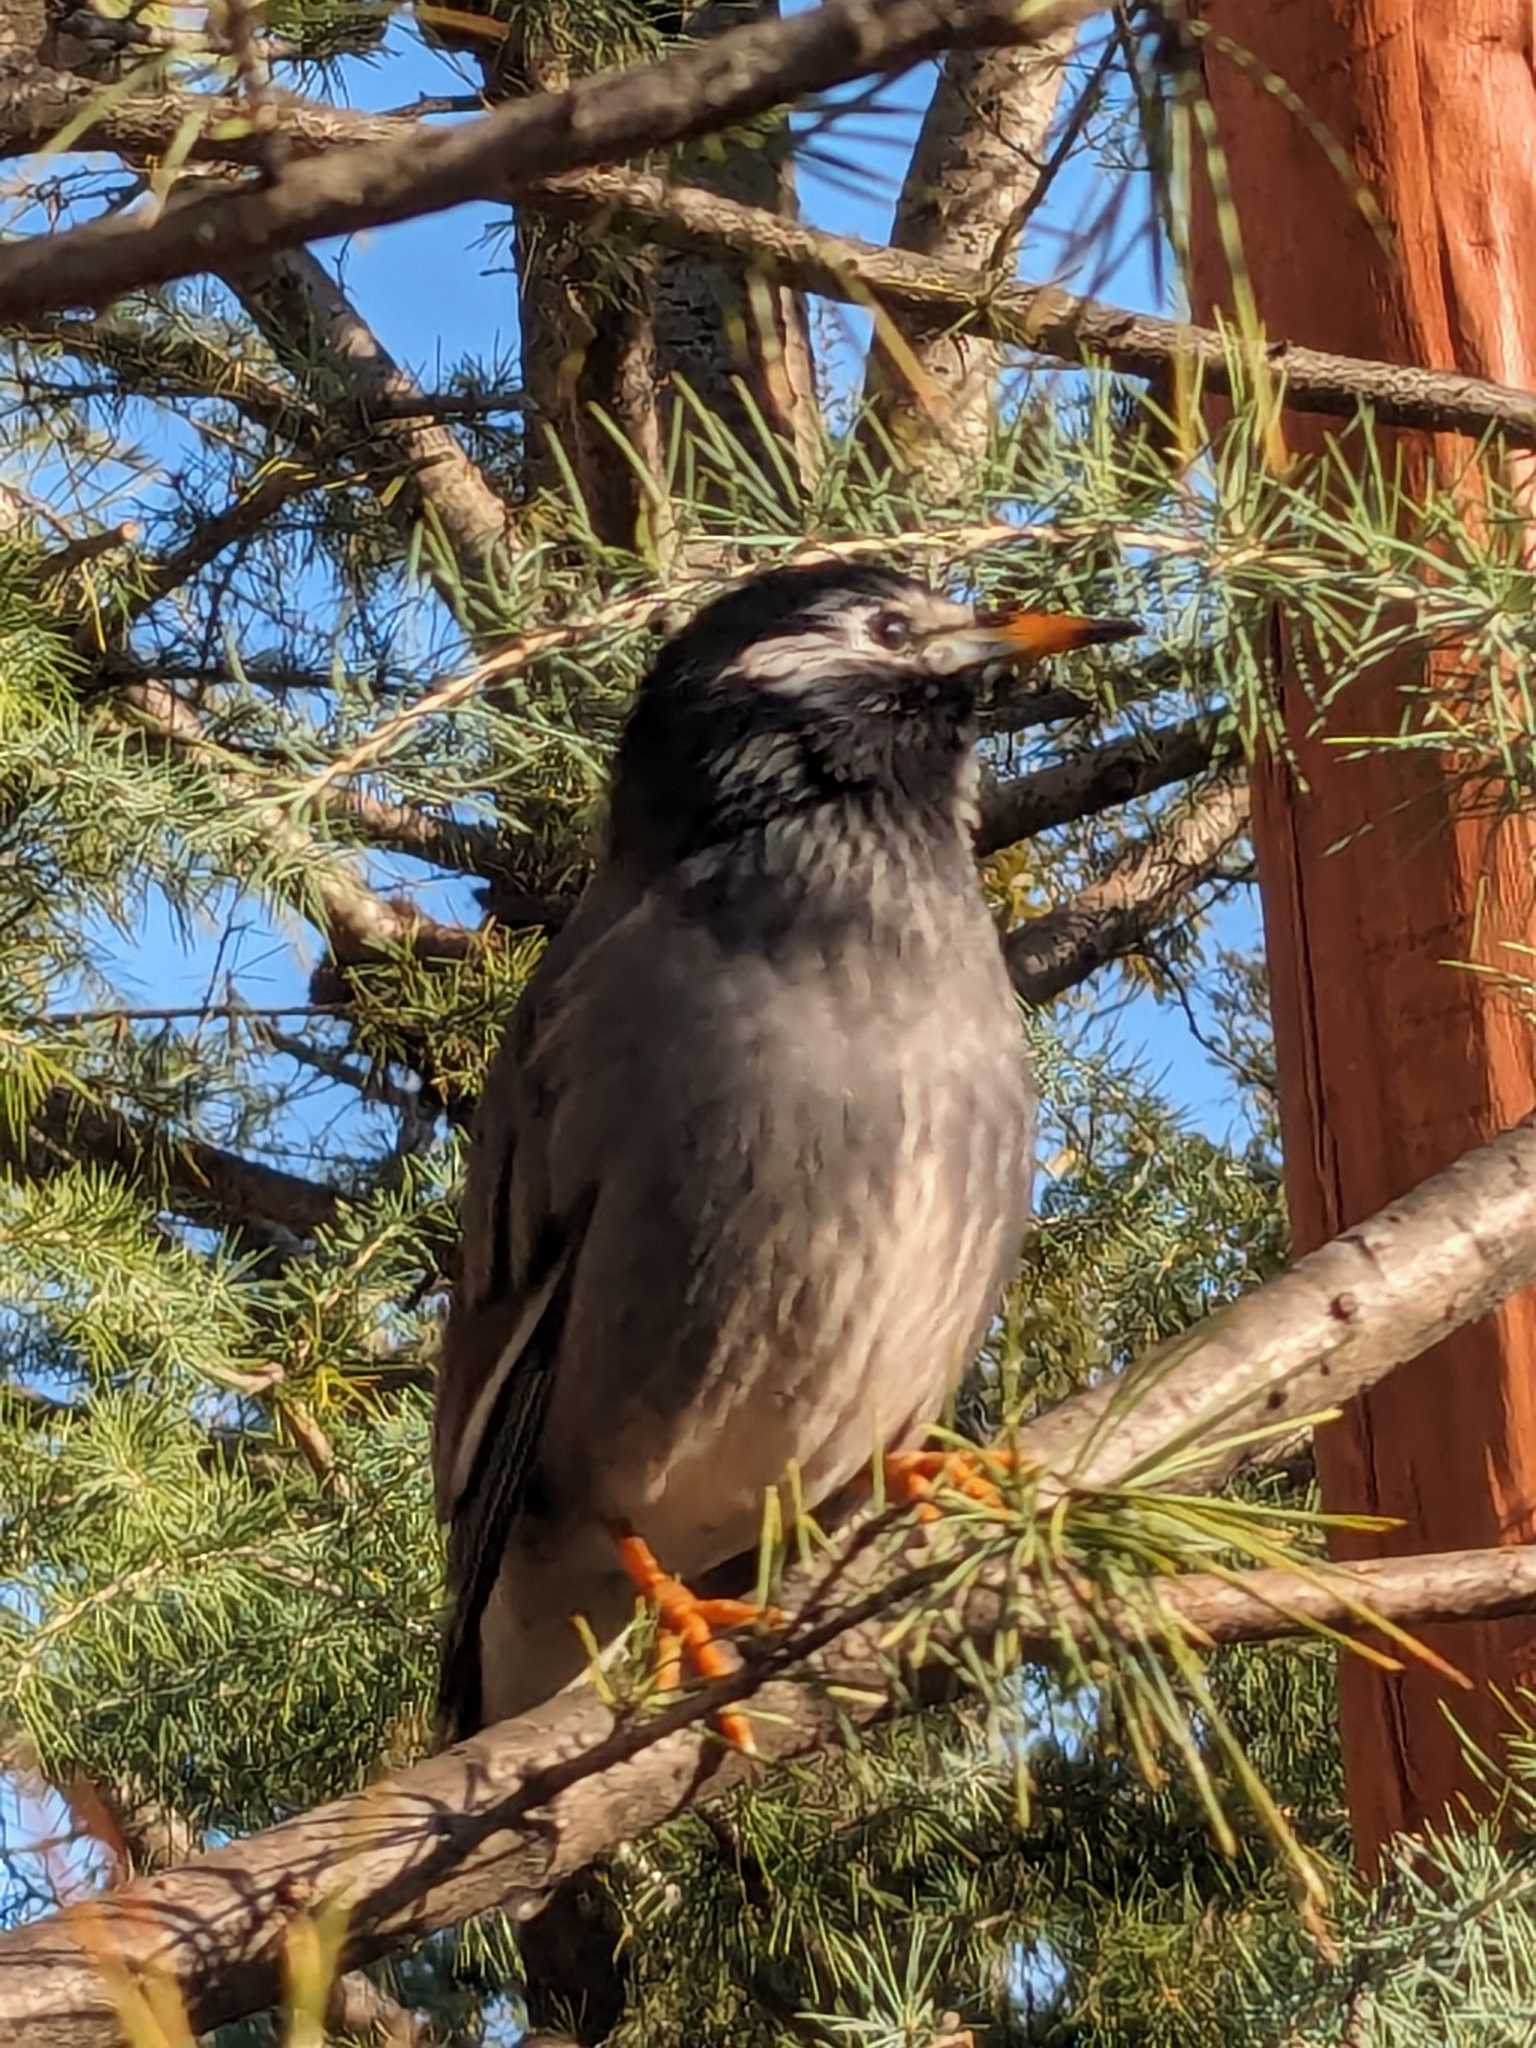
(431, 560, 1138, 1747)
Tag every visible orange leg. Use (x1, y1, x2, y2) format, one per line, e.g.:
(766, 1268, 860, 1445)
(653, 1625, 684, 1695)
(882, 1447, 1034, 1522)
(613, 1530, 775, 1754)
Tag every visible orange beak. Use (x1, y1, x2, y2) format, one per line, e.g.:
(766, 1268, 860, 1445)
(920, 608, 1140, 672)
(975, 609, 1142, 660)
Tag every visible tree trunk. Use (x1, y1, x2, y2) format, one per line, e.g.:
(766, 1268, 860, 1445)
(651, 2, 821, 504)
(863, 31, 1076, 492)
(1190, 0, 1536, 1867)
(501, 13, 669, 555)
(498, 0, 819, 554)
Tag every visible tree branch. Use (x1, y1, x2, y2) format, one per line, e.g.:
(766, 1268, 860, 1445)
(21, 311, 326, 439)
(112, 676, 479, 970)
(0, 70, 412, 165)
(325, 1972, 430, 2047)
(0, 0, 1108, 321)
(3, 1544, 1535, 2037)
(1020, 1117, 1536, 1496)
(52, 4, 298, 64)
(16, 61, 1536, 452)
(976, 715, 1226, 855)
(644, 0, 823, 521)
(307, 710, 1220, 941)
(29, 520, 137, 587)
(1006, 766, 1250, 1002)
(313, 782, 507, 878)
(1, 1083, 342, 1235)
(281, 519, 1185, 812)
(540, 169, 1536, 450)
(208, 673, 1202, 911)
(104, 463, 315, 635)
(6, 1112, 1536, 2041)
(216, 249, 516, 619)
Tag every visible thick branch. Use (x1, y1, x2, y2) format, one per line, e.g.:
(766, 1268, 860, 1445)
(1021, 1115, 1536, 1495)
(864, 29, 1077, 484)
(325, 1973, 429, 2047)
(543, 170, 1536, 450)
(645, 1, 822, 517)
(493, 11, 669, 555)
(87, 678, 515, 875)
(0, 0, 1107, 320)
(29, 521, 136, 587)
(0, 71, 411, 164)
(315, 714, 1218, 943)
(16, 67, 1536, 451)
(6, 1539, 1536, 2044)
(217, 250, 515, 617)
(976, 716, 1225, 855)
(1006, 767, 1250, 1002)
(144, 678, 1214, 906)
(7, 1114, 1536, 2039)
(50, 6, 297, 62)
(316, 782, 506, 877)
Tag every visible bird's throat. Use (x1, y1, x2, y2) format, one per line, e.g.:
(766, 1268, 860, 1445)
(668, 781, 985, 965)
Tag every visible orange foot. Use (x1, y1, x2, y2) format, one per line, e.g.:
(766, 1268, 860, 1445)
(613, 1530, 777, 1754)
(882, 1447, 1035, 1522)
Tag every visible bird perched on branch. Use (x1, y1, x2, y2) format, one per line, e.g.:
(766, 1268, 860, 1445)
(432, 561, 1137, 1748)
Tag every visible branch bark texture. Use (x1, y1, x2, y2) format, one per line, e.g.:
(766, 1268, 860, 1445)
(5, 1537, 1536, 2045)
(219, 249, 515, 615)
(552, 170, 1536, 450)
(864, 29, 1077, 485)
(10, 69, 1536, 455)
(977, 717, 1226, 856)
(0, 1085, 342, 1236)
(1006, 767, 1250, 1002)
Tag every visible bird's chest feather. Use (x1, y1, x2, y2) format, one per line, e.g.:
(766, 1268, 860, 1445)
(538, 817, 1034, 1561)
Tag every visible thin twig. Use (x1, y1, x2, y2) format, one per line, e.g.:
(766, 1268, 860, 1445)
(282, 519, 1198, 806)
(34, 1003, 348, 1028)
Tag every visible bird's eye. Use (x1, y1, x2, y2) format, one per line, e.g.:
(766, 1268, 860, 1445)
(870, 610, 912, 650)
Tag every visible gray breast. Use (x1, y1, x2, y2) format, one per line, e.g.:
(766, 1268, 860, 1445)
(534, 817, 1035, 1576)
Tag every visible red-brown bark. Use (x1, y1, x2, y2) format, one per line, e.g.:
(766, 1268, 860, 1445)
(1191, 0, 1536, 1866)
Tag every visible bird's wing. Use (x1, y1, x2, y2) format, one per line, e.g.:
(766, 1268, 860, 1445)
(431, 879, 631, 1737)
(433, 1214, 587, 1738)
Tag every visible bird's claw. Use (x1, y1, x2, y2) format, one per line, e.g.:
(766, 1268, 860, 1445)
(882, 1447, 1034, 1522)
(614, 1531, 779, 1754)
(654, 1599, 764, 1691)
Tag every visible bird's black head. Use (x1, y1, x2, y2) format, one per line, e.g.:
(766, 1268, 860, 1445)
(609, 562, 1136, 870)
